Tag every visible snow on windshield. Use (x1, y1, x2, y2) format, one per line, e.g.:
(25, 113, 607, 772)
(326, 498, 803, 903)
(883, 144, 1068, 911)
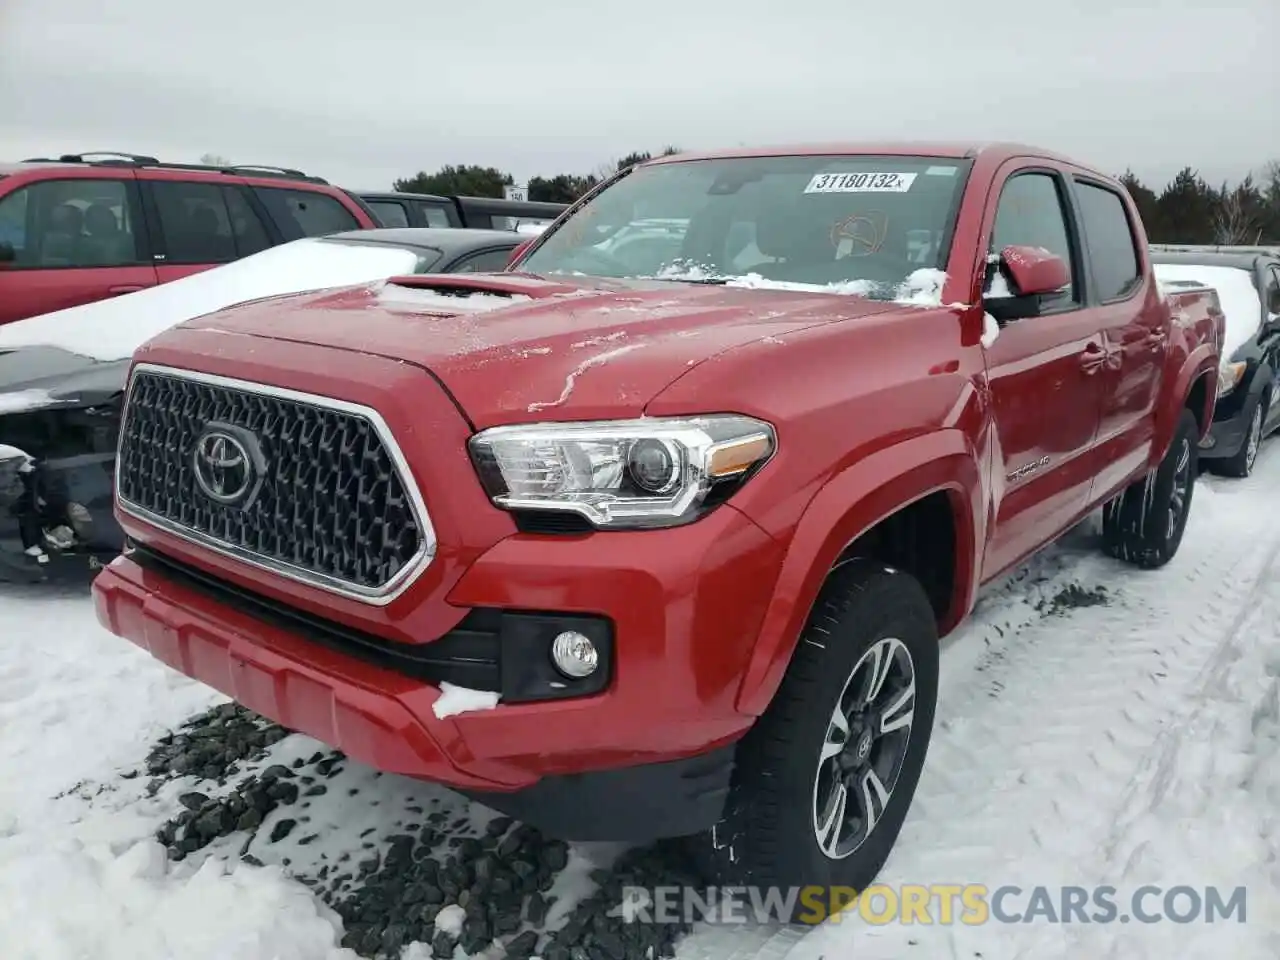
(519, 155, 966, 302)
(650, 262, 951, 305)
(1153, 263, 1262, 359)
(0, 238, 429, 362)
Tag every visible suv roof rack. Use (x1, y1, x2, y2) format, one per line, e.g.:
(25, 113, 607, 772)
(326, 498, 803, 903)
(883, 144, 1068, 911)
(19, 152, 328, 184)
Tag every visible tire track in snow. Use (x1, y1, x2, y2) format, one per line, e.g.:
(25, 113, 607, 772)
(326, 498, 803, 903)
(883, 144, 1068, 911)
(673, 446, 1280, 960)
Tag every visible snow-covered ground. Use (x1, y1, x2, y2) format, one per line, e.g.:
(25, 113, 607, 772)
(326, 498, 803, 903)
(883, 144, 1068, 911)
(2, 447, 1279, 959)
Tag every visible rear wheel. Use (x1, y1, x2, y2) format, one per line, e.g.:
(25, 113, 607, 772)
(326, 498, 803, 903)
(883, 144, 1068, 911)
(1102, 408, 1198, 569)
(690, 562, 939, 912)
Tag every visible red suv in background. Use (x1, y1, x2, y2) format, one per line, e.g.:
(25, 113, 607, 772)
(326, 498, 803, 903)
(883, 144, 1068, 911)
(0, 152, 378, 326)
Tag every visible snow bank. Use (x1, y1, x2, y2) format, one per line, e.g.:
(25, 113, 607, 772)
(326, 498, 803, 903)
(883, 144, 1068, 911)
(0, 238, 427, 362)
(1153, 263, 1262, 360)
(0, 836, 356, 960)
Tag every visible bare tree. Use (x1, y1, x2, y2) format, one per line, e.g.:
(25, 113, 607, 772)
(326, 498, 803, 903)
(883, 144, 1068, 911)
(1212, 176, 1263, 245)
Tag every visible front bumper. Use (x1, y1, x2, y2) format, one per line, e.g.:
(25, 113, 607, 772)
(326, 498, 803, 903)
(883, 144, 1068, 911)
(92, 502, 784, 840)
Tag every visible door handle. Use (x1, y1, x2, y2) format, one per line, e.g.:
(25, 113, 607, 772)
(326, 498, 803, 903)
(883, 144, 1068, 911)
(1078, 341, 1106, 374)
(107, 285, 145, 296)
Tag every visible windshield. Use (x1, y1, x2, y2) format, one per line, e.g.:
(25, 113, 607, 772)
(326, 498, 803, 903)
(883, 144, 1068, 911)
(520, 155, 971, 296)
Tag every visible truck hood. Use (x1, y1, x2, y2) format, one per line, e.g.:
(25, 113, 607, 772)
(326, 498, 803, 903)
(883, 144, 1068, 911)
(0, 345, 128, 415)
(169, 274, 907, 426)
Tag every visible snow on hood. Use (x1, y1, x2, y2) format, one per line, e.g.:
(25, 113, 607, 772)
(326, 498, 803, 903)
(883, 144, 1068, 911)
(1153, 263, 1262, 360)
(0, 389, 63, 415)
(158, 277, 917, 428)
(0, 238, 427, 363)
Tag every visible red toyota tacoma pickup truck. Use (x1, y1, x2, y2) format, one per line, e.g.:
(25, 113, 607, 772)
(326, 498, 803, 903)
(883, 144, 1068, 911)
(93, 142, 1223, 897)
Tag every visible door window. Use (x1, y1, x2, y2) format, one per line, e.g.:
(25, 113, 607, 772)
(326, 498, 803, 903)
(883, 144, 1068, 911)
(151, 181, 238, 264)
(222, 187, 272, 257)
(0, 178, 142, 268)
(1074, 180, 1141, 301)
(989, 172, 1079, 307)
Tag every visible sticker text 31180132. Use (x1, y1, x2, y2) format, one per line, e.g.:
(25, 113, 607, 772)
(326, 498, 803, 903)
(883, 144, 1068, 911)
(804, 172, 918, 194)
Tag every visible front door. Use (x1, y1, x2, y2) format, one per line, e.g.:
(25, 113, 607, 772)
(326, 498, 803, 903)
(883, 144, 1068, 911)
(980, 166, 1107, 581)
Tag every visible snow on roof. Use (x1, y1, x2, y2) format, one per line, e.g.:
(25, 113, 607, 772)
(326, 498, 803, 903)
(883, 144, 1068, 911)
(1153, 263, 1262, 361)
(0, 238, 427, 363)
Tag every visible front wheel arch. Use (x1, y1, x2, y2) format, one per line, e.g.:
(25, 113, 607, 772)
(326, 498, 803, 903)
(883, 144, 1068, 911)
(734, 437, 980, 717)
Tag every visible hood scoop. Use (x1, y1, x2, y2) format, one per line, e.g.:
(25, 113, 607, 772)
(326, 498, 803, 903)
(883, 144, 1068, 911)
(384, 273, 583, 300)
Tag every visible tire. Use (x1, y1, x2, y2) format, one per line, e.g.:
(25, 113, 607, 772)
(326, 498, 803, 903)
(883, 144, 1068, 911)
(1102, 407, 1198, 569)
(1213, 398, 1264, 478)
(690, 561, 939, 912)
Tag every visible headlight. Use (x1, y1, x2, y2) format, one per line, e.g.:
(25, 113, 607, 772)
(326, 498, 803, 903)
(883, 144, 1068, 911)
(468, 415, 776, 529)
(1218, 360, 1247, 398)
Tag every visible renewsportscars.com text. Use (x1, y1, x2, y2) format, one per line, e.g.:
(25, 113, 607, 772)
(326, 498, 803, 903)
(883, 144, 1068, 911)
(612, 884, 1248, 926)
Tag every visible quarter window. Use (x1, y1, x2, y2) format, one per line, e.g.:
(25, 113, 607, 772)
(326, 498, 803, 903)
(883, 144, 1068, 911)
(413, 202, 452, 228)
(368, 200, 410, 228)
(252, 187, 360, 239)
(452, 247, 515, 273)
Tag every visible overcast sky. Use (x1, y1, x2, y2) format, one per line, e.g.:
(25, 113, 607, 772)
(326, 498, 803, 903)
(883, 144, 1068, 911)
(1, 0, 1275, 192)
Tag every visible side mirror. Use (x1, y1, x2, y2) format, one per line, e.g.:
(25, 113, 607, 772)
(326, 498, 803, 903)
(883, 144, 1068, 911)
(984, 244, 1071, 323)
(506, 239, 534, 270)
(0, 241, 15, 266)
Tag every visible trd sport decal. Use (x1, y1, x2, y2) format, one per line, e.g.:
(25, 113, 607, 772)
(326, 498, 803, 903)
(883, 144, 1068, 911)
(1007, 455, 1050, 483)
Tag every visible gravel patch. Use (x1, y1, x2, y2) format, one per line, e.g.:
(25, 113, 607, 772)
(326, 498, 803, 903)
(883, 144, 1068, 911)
(131, 703, 706, 960)
(1036, 582, 1110, 617)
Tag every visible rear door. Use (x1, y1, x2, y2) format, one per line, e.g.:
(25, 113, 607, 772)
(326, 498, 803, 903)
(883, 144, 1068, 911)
(0, 171, 158, 325)
(980, 164, 1108, 581)
(143, 178, 274, 283)
(1068, 175, 1163, 498)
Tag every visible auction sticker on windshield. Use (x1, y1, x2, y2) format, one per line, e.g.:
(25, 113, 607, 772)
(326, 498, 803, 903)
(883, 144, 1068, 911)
(804, 172, 918, 193)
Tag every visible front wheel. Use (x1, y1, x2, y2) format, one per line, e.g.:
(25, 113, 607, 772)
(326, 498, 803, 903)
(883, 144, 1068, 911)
(1102, 408, 1199, 568)
(690, 562, 939, 909)
(1213, 399, 1264, 478)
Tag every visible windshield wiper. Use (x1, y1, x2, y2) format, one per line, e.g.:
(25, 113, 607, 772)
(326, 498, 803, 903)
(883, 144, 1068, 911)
(648, 276, 731, 285)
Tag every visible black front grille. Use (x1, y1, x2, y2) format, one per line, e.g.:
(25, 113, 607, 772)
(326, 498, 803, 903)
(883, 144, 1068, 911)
(117, 368, 426, 594)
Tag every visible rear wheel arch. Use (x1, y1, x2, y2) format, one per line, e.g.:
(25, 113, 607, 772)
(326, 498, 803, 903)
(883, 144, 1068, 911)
(734, 440, 981, 717)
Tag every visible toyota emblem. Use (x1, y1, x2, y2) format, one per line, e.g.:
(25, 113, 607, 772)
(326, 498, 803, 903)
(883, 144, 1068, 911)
(192, 427, 259, 506)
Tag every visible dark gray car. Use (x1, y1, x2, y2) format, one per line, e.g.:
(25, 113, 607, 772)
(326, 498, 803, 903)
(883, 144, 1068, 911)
(0, 228, 523, 582)
(1152, 248, 1280, 477)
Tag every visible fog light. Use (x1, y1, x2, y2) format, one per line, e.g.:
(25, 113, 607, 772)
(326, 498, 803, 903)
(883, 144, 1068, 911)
(550, 630, 599, 678)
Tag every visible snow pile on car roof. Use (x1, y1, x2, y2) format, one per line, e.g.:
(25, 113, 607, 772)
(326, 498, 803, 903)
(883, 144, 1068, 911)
(0, 238, 427, 363)
(1154, 263, 1263, 360)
